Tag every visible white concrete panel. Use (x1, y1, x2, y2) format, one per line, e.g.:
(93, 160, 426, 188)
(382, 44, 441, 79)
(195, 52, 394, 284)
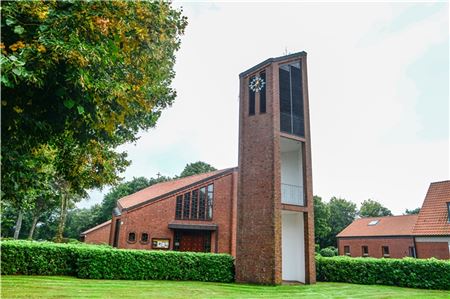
(280, 141, 304, 205)
(281, 211, 305, 283)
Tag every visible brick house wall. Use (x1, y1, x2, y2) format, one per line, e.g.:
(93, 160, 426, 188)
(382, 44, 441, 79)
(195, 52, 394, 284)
(337, 237, 415, 258)
(415, 238, 450, 259)
(83, 221, 111, 244)
(109, 170, 237, 254)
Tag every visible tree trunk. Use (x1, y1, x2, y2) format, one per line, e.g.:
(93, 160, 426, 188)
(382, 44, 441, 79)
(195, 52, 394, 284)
(13, 210, 23, 239)
(55, 193, 68, 243)
(28, 215, 39, 240)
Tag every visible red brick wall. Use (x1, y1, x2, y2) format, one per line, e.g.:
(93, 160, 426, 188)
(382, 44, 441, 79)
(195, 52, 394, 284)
(416, 242, 450, 259)
(111, 171, 237, 255)
(236, 54, 315, 285)
(236, 63, 281, 284)
(84, 223, 111, 244)
(337, 237, 415, 258)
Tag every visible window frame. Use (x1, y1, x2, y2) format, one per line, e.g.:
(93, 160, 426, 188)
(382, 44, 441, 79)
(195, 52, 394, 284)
(362, 245, 369, 257)
(382, 246, 390, 257)
(140, 232, 149, 244)
(127, 231, 137, 244)
(344, 245, 351, 256)
(447, 202, 450, 223)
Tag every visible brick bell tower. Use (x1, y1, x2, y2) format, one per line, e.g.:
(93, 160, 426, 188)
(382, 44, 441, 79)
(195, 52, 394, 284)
(236, 52, 315, 284)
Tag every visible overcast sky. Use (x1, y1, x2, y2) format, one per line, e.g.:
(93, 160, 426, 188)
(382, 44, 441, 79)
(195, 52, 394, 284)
(80, 2, 449, 215)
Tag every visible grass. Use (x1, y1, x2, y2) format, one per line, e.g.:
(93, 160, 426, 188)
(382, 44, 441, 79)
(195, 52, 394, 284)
(1, 276, 449, 299)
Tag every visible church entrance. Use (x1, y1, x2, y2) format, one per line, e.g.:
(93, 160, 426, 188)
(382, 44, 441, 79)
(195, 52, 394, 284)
(174, 230, 211, 252)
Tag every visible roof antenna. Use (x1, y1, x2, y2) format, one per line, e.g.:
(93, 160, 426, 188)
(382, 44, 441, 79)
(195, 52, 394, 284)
(284, 47, 288, 55)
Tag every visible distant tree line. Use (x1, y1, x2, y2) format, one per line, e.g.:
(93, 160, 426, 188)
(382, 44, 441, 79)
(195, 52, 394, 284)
(1, 162, 216, 241)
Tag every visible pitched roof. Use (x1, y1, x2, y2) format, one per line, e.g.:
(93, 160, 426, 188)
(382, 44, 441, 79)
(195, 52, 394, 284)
(413, 180, 450, 236)
(337, 215, 418, 238)
(117, 168, 237, 210)
(81, 220, 111, 235)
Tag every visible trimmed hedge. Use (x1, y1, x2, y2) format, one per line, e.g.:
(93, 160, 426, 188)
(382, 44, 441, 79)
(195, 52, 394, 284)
(316, 255, 450, 290)
(1, 240, 234, 282)
(1, 240, 80, 276)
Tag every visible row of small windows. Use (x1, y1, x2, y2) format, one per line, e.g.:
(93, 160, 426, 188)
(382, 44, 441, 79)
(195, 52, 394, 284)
(249, 71, 266, 116)
(175, 184, 214, 220)
(344, 245, 416, 258)
(127, 232, 149, 243)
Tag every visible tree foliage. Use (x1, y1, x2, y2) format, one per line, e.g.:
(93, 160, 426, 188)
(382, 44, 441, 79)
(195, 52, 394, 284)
(327, 197, 358, 247)
(1, 1, 187, 240)
(359, 199, 393, 218)
(313, 196, 331, 248)
(179, 161, 217, 178)
(404, 207, 420, 215)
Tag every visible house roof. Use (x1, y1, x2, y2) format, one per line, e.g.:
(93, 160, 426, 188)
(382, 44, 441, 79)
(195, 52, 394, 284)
(81, 219, 111, 235)
(117, 167, 237, 211)
(413, 180, 450, 236)
(337, 215, 418, 238)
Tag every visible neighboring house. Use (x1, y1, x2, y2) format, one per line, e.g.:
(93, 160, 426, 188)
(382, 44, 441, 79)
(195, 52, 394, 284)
(81, 52, 316, 285)
(336, 215, 418, 258)
(337, 180, 450, 259)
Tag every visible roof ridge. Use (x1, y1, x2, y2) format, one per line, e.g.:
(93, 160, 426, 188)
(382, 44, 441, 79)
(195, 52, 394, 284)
(430, 180, 450, 185)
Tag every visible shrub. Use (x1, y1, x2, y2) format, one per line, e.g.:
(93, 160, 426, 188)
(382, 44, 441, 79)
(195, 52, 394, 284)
(1, 240, 80, 276)
(76, 246, 234, 282)
(316, 255, 450, 290)
(1, 240, 234, 282)
(319, 247, 337, 257)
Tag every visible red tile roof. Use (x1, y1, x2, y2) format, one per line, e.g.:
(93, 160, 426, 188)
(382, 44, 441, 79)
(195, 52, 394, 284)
(81, 219, 111, 235)
(337, 215, 418, 238)
(117, 168, 236, 210)
(413, 180, 450, 236)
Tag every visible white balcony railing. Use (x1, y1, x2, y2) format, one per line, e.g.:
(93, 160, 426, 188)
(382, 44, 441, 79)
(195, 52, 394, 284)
(281, 183, 304, 206)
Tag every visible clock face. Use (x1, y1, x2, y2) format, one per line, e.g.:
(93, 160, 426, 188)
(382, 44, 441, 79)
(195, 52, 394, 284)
(249, 76, 265, 92)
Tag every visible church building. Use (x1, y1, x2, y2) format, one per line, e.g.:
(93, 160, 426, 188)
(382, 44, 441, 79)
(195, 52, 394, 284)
(81, 52, 315, 284)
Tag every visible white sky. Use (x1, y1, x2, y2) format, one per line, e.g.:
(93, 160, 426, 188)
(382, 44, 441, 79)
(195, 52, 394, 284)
(81, 2, 449, 215)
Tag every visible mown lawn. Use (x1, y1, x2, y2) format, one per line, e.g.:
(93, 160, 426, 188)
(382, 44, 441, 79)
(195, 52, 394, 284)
(1, 276, 449, 299)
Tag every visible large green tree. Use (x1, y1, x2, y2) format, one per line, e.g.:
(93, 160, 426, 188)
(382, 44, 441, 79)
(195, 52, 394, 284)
(1, 1, 187, 240)
(313, 196, 331, 249)
(359, 199, 392, 218)
(179, 161, 217, 178)
(327, 197, 358, 247)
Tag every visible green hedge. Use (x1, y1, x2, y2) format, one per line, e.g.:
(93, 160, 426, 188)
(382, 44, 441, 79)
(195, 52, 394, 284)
(316, 255, 450, 290)
(1, 240, 234, 282)
(1, 240, 80, 276)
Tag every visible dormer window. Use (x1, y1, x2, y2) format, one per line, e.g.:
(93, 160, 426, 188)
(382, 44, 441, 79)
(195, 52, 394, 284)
(447, 202, 450, 222)
(368, 220, 379, 226)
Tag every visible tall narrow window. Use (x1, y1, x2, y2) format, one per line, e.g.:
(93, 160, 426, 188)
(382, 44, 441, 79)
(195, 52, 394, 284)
(249, 76, 255, 115)
(259, 72, 266, 113)
(206, 184, 214, 220)
(199, 187, 206, 220)
(175, 195, 183, 219)
(183, 192, 191, 219)
(279, 61, 304, 137)
(382, 246, 390, 257)
(191, 189, 199, 219)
